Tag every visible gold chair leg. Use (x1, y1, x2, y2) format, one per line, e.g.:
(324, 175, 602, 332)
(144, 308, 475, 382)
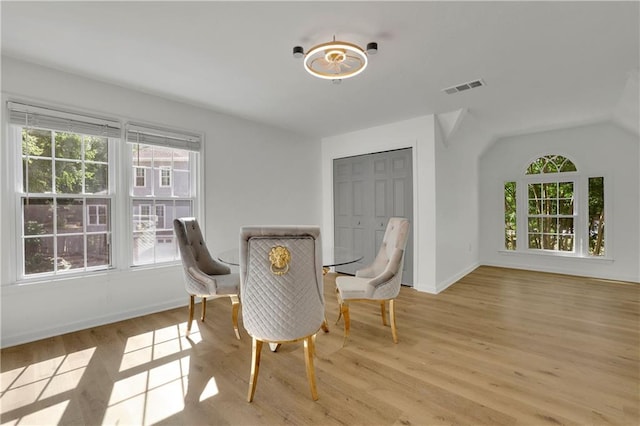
(247, 338, 263, 402)
(230, 295, 241, 340)
(335, 288, 343, 324)
(303, 336, 319, 401)
(187, 295, 195, 335)
(390, 299, 398, 344)
(341, 302, 350, 345)
(380, 300, 389, 326)
(200, 297, 207, 321)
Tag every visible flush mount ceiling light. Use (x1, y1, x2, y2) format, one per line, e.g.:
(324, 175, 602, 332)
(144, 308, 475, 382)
(293, 36, 378, 81)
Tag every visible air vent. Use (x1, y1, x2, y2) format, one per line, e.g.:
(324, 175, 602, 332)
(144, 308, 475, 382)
(442, 79, 485, 94)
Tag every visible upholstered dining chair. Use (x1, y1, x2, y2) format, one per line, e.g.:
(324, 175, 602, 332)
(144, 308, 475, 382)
(335, 217, 410, 344)
(173, 218, 241, 339)
(239, 226, 325, 402)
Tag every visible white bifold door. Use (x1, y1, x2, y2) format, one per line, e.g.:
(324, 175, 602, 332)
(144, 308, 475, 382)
(333, 148, 413, 286)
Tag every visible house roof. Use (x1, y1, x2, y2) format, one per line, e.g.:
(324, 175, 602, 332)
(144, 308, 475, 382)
(2, 1, 638, 139)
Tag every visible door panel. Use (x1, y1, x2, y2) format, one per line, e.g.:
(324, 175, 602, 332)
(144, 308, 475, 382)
(335, 181, 349, 216)
(374, 180, 387, 217)
(352, 180, 365, 216)
(393, 178, 405, 217)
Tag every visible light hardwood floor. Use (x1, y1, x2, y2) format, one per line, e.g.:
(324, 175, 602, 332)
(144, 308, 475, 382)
(1, 266, 638, 425)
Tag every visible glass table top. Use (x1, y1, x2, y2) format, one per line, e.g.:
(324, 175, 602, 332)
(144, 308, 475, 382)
(216, 246, 363, 268)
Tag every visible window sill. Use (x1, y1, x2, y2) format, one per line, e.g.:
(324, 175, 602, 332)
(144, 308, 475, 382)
(498, 249, 614, 263)
(3, 262, 181, 290)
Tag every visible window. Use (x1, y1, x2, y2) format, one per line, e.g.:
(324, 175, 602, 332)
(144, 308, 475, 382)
(127, 123, 200, 266)
(6, 101, 202, 282)
(504, 181, 517, 250)
(159, 167, 171, 187)
(503, 154, 605, 257)
(133, 204, 165, 229)
(527, 181, 574, 251)
(155, 204, 166, 229)
(9, 101, 119, 277)
(134, 167, 146, 187)
(588, 177, 605, 256)
(87, 204, 108, 225)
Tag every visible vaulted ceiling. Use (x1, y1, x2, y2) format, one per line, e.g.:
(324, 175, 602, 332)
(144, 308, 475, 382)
(2, 1, 638, 139)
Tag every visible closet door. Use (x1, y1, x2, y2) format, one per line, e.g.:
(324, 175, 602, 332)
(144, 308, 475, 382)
(333, 155, 371, 275)
(333, 148, 413, 285)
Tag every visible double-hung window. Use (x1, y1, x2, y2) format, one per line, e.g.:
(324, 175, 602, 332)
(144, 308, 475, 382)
(7, 102, 202, 281)
(127, 124, 200, 266)
(8, 102, 120, 277)
(503, 154, 606, 257)
(134, 167, 146, 187)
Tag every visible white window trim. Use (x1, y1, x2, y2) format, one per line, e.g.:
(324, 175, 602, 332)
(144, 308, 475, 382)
(507, 170, 610, 260)
(155, 204, 166, 229)
(87, 204, 108, 225)
(159, 167, 171, 188)
(127, 143, 200, 267)
(521, 173, 579, 254)
(2, 99, 205, 285)
(134, 167, 146, 187)
(13, 127, 116, 279)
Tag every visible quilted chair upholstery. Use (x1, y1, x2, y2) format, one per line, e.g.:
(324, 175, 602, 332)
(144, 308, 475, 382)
(335, 217, 410, 344)
(239, 226, 325, 402)
(173, 218, 240, 339)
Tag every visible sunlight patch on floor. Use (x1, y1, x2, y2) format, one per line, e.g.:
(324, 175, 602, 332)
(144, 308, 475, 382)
(105, 356, 192, 425)
(106, 322, 213, 424)
(0, 347, 95, 422)
(199, 377, 219, 402)
(2, 400, 70, 426)
(119, 322, 199, 372)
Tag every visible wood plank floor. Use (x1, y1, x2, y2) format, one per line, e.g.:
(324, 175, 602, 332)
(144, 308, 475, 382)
(1, 266, 638, 425)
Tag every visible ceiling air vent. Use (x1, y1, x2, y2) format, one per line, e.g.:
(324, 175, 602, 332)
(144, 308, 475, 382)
(443, 79, 485, 95)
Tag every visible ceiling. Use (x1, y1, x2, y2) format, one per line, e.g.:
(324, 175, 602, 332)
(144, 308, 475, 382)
(2, 1, 638, 140)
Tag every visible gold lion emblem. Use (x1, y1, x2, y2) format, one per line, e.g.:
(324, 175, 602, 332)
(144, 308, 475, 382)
(269, 245, 291, 276)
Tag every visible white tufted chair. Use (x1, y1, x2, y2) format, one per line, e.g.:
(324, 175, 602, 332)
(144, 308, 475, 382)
(335, 217, 410, 344)
(173, 218, 240, 339)
(239, 226, 325, 402)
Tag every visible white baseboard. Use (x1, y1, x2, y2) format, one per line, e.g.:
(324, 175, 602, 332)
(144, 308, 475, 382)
(1, 297, 186, 348)
(436, 262, 480, 293)
(481, 261, 639, 284)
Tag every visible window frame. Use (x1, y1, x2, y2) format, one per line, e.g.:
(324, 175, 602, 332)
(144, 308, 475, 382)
(4, 100, 205, 285)
(503, 154, 610, 260)
(126, 123, 201, 268)
(159, 166, 171, 188)
(155, 204, 166, 229)
(87, 204, 108, 226)
(519, 172, 581, 255)
(134, 167, 146, 187)
(13, 126, 116, 278)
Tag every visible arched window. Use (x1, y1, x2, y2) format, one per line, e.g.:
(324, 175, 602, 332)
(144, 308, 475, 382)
(525, 154, 577, 174)
(504, 154, 605, 257)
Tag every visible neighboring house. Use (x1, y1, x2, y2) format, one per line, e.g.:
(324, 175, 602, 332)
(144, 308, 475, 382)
(131, 149, 192, 264)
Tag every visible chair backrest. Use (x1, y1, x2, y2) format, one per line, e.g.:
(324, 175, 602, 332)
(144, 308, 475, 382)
(364, 217, 410, 299)
(239, 226, 324, 342)
(381, 217, 410, 263)
(174, 218, 230, 294)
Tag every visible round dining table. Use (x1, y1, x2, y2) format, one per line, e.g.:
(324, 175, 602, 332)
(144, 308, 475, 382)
(216, 246, 363, 351)
(216, 246, 363, 274)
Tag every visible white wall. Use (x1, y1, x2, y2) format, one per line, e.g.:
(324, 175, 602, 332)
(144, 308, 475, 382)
(1, 57, 321, 347)
(479, 122, 640, 282)
(434, 112, 492, 292)
(321, 116, 438, 293)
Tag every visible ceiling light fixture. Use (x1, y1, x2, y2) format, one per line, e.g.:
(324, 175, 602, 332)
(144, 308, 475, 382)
(293, 36, 378, 81)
